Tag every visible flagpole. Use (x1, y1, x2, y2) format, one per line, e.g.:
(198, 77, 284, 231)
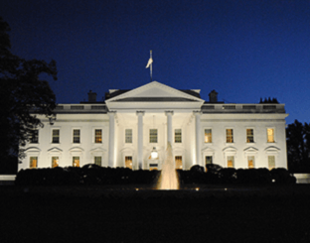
(150, 50, 152, 82)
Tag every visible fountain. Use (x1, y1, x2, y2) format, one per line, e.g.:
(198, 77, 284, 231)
(157, 142, 179, 190)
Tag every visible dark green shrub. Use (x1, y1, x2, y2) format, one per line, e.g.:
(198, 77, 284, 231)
(218, 168, 237, 184)
(270, 168, 296, 184)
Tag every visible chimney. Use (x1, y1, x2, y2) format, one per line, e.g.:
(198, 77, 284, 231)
(88, 90, 97, 102)
(208, 90, 218, 103)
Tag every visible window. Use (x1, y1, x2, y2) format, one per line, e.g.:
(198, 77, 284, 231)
(268, 156, 275, 170)
(204, 129, 212, 143)
(125, 156, 132, 169)
(174, 129, 182, 143)
(94, 156, 102, 166)
(227, 156, 234, 168)
(52, 156, 59, 168)
(52, 129, 60, 143)
(149, 129, 158, 143)
(205, 156, 213, 165)
(72, 156, 80, 167)
(29, 157, 37, 168)
(246, 129, 254, 143)
(175, 156, 182, 169)
(267, 128, 275, 143)
(95, 129, 102, 143)
(248, 156, 255, 169)
(73, 129, 80, 143)
(125, 129, 132, 143)
(226, 129, 233, 143)
(30, 130, 39, 143)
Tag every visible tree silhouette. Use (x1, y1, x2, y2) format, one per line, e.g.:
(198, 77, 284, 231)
(0, 17, 57, 171)
(286, 120, 310, 172)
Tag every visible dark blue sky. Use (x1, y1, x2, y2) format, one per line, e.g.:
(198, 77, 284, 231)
(1, 0, 310, 124)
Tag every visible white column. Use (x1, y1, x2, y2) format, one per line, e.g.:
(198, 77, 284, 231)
(194, 111, 202, 167)
(108, 111, 116, 167)
(136, 111, 145, 170)
(165, 111, 174, 146)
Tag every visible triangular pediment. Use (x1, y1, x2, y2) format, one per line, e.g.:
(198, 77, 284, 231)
(90, 147, 107, 153)
(244, 147, 259, 153)
(106, 81, 203, 103)
(47, 147, 63, 153)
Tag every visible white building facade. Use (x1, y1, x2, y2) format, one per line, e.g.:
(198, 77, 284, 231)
(19, 81, 288, 171)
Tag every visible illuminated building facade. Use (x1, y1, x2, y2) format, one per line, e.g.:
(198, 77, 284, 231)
(19, 81, 288, 171)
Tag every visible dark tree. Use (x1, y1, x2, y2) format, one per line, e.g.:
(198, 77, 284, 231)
(286, 120, 310, 172)
(0, 17, 57, 172)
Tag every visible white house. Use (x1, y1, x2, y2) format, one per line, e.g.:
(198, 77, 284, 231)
(19, 81, 288, 171)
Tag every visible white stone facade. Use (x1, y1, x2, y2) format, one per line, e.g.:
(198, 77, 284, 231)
(19, 81, 288, 171)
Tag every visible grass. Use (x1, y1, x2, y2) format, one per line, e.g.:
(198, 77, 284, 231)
(0, 185, 310, 243)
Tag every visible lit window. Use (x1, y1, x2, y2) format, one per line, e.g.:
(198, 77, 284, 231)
(29, 157, 38, 168)
(227, 156, 234, 168)
(52, 156, 59, 168)
(226, 129, 233, 143)
(30, 130, 39, 143)
(125, 156, 132, 169)
(72, 156, 80, 167)
(52, 129, 60, 143)
(246, 129, 254, 143)
(95, 129, 102, 143)
(248, 156, 255, 169)
(94, 156, 102, 166)
(175, 156, 182, 169)
(175, 129, 182, 143)
(268, 156, 275, 170)
(149, 129, 158, 143)
(125, 129, 132, 143)
(73, 129, 80, 143)
(205, 156, 213, 165)
(267, 128, 275, 143)
(204, 129, 212, 143)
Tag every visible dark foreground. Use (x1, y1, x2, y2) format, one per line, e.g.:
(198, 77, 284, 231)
(1, 185, 310, 243)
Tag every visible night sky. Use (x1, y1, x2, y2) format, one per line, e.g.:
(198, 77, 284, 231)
(1, 0, 310, 124)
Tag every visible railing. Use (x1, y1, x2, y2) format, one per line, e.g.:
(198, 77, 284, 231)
(201, 104, 285, 113)
(53, 104, 108, 113)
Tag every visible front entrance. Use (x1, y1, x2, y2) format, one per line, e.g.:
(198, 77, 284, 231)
(175, 156, 182, 169)
(125, 156, 132, 169)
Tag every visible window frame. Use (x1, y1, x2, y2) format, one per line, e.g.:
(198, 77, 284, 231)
(30, 129, 39, 144)
(226, 129, 234, 143)
(51, 156, 59, 168)
(94, 156, 102, 166)
(205, 156, 213, 165)
(247, 156, 255, 169)
(94, 129, 102, 144)
(246, 128, 254, 143)
(268, 155, 275, 170)
(29, 156, 38, 169)
(267, 128, 275, 143)
(125, 128, 133, 144)
(174, 129, 182, 143)
(149, 129, 158, 143)
(52, 129, 60, 144)
(204, 128, 212, 143)
(72, 129, 81, 144)
(72, 156, 80, 167)
(227, 155, 235, 168)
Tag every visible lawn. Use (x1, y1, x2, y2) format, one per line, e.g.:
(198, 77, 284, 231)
(0, 185, 310, 243)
